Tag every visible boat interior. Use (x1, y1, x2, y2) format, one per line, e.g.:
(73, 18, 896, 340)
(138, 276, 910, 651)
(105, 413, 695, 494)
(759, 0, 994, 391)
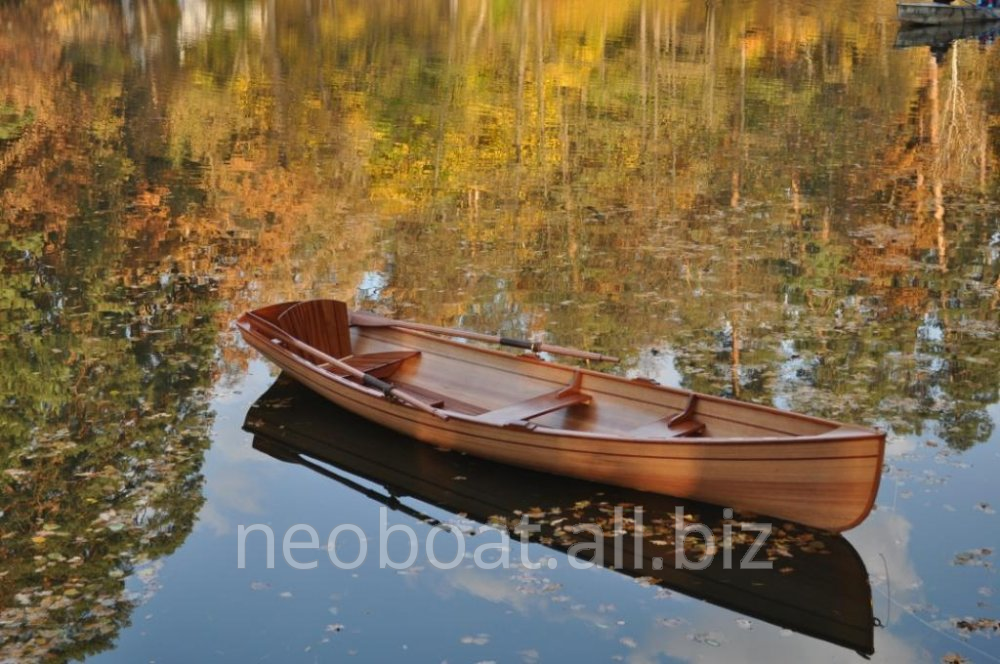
(244, 299, 839, 440)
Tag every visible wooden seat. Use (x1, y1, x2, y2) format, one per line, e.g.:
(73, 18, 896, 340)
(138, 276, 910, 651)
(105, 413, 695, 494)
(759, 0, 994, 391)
(278, 300, 352, 360)
(631, 393, 705, 438)
(280, 300, 419, 379)
(630, 417, 705, 438)
(476, 371, 592, 428)
(390, 381, 488, 415)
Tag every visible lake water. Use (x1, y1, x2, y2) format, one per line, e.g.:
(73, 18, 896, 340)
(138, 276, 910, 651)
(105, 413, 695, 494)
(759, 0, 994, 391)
(1, 0, 998, 662)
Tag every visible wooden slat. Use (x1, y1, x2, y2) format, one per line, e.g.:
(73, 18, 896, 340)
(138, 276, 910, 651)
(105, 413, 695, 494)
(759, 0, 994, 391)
(319, 351, 422, 379)
(390, 381, 487, 416)
(277, 300, 352, 359)
(476, 371, 592, 426)
(630, 417, 705, 438)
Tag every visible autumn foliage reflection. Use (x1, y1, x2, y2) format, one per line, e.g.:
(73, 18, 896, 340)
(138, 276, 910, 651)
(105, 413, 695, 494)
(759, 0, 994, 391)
(1, 0, 998, 659)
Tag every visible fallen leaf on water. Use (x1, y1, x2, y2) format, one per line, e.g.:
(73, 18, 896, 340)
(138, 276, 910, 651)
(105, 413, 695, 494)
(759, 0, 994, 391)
(975, 503, 996, 515)
(954, 618, 999, 634)
(518, 649, 540, 664)
(689, 632, 723, 647)
(460, 633, 490, 645)
(953, 548, 994, 567)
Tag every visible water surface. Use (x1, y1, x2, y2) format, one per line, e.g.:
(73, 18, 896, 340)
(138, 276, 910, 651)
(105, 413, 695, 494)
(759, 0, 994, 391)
(1, 0, 998, 662)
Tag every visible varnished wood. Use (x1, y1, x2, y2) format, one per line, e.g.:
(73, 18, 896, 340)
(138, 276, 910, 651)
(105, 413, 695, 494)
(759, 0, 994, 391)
(237, 300, 886, 532)
(631, 416, 705, 438)
(475, 370, 591, 427)
(320, 350, 422, 379)
(277, 299, 352, 359)
(245, 310, 446, 419)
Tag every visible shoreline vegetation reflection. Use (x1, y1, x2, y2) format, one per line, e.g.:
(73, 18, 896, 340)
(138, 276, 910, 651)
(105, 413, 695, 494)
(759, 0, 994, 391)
(0, 0, 997, 661)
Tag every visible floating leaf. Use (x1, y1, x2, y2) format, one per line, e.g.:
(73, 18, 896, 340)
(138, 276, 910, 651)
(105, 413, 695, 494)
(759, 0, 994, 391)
(460, 633, 490, 645)
(953, 548, 994, 567)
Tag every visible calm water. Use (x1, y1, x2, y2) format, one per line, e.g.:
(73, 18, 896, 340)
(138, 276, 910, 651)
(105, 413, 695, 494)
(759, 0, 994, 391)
(2, 0, 999, 662)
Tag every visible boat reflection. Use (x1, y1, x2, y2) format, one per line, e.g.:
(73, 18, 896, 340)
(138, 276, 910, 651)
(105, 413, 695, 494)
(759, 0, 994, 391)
(896, 20, 1000, 61)
(243, 375, 876, 656)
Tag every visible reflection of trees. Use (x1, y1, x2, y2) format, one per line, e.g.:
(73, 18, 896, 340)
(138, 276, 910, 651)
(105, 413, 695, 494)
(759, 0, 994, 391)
(0, 2, 216, 660)
(149, 0, 995, 446)
(1, 1, 998, 656)
(332, 0, 997, 449)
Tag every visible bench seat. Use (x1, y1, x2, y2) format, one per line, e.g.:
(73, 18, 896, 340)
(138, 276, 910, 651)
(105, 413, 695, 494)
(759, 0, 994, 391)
(630, 393, 705, 438)
(475, 371, 592, 428)
(630, 417, 705, 438)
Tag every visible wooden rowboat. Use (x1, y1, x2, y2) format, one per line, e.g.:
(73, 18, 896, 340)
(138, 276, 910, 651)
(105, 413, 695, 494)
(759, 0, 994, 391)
(243, 376, 876, 655)
(236, 299, 886, 532)
(897, 2, 1000, 25)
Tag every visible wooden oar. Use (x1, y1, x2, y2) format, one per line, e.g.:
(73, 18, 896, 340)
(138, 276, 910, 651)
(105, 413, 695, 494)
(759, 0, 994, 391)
(350, 310, 620, 364)
(245, 312, 449, 420)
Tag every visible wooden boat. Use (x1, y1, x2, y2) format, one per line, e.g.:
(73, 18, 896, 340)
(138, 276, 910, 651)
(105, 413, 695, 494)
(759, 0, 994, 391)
(236, 299, 886, 532)
(897, 2, 1000, 25)
(242, 376, 877, 656)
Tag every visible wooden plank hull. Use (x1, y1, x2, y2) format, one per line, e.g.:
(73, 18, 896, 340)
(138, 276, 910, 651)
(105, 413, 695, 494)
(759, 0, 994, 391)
(897, 2, 1000, 25)
(237, 301, 885, 532)
(243, 377, 876, 656)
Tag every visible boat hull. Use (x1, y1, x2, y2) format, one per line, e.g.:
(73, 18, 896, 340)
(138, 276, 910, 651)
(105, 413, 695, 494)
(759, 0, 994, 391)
(897, 2, 1000, 25)
(237, 304, 885, 532)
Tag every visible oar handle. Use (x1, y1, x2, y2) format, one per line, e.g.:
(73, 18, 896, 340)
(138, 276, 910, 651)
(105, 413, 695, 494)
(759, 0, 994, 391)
(526, 341, 619, 364)
(243, 312, 449, 420)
